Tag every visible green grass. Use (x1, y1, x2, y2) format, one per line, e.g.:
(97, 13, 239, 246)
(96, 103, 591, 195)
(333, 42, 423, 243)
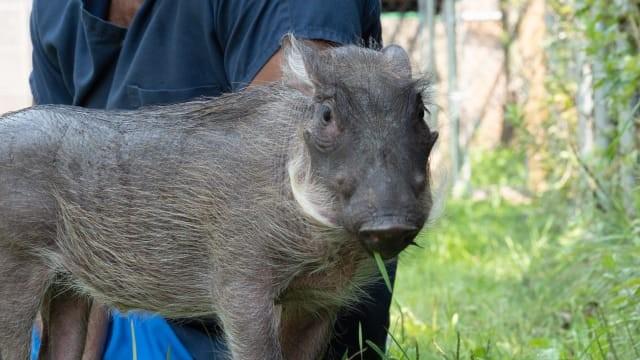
(380, 149, 640, 359)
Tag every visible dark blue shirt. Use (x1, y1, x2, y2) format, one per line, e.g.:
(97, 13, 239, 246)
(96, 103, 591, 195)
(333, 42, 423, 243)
(30, 0, 382, 109)
(30, 1, 391, 359)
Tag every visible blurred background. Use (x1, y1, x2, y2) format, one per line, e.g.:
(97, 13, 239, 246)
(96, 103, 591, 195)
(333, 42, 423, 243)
(0, 0, 31, 113)
(380, 1, 639, 359)
(1, 0, 638, 358)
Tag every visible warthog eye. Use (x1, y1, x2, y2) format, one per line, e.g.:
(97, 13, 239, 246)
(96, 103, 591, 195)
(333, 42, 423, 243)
(307, 102, 340, 152)
(321, 104, 332, 124)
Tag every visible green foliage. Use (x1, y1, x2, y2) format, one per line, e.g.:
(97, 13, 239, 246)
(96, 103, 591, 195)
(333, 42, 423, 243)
(377, 2, 640, 359)
(503, 103, 525, 129)
(469, 147, 527, 188)
(384, 149, 639, 359)
(548, 0, 640, 152)
(576, 0, 640, 101)
(130, 320, 138, 360)
(375, 252, 394, 293)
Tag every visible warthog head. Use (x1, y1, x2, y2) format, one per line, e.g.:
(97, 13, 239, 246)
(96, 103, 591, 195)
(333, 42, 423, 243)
(284, 37, 439, 259)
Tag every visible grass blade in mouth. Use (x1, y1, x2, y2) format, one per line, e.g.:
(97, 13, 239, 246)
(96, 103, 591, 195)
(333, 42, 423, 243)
(374, 252, 393, 293)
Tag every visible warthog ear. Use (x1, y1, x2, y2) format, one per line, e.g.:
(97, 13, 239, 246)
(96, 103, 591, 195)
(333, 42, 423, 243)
(281, 34, 317, 95)
(382, 45, 412, 78)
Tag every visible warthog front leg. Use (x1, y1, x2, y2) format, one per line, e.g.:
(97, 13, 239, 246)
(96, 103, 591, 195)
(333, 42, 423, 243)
(279, 309, 333, 360)
(38, 287, 91, 360)
(0, 252, 50, 360)
(217, 285, 282, 360)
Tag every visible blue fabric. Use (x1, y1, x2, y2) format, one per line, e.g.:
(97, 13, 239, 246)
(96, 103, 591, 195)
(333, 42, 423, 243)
(29, 0, 385, 358)
(31, 312, 194, 360)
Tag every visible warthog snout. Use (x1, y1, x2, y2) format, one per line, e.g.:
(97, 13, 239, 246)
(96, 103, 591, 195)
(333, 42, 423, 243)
(358, 222, 421, 259)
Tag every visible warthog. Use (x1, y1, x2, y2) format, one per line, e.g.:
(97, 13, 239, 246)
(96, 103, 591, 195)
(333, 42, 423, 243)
(0, 37, 439, 359)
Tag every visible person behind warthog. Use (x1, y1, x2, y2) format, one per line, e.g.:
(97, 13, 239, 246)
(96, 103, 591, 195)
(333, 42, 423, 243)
(28, 0, 394, 359)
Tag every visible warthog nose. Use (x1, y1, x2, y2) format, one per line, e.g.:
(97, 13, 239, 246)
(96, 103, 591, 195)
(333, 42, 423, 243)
(358, 224, 420, 259)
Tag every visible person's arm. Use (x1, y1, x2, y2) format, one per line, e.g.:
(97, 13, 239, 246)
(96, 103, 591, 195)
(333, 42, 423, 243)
(107, 0, 144, 28)
(250, 41, 333, 86)
(249, 49, 285, 86)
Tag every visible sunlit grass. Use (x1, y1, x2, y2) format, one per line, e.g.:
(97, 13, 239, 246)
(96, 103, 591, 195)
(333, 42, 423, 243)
(383, 149, 640, 359)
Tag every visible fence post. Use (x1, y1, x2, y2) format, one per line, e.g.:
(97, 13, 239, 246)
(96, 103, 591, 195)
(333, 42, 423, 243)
(425, 0, 437, 77)
(576, 46, 595, 158)
(592, 17, 613, 152)
(444, 0, 461, 189)
(418, 0, 440, 126)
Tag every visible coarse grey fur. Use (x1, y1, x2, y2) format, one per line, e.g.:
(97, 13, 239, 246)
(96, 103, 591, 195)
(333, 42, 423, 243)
(0, 38, 438, 360)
